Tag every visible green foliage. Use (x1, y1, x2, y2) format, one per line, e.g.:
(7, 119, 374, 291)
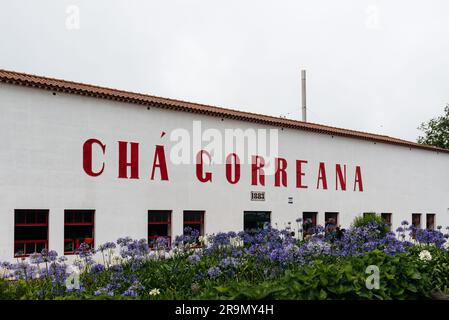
(408, 245, 449, 293)
(351, 214, 389, 236)
(199, 250, 437, 300)
(2, 247, 449, 300)
(418, 104, 449, 150)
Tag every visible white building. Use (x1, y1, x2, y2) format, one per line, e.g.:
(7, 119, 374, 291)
(1, 69, 448, 261)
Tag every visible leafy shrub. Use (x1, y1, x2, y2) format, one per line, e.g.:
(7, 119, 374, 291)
(351, 214, 389, 236)
(200, 250, 434, 300)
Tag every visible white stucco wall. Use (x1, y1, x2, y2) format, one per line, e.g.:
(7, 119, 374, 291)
(1, 83, 448, 261)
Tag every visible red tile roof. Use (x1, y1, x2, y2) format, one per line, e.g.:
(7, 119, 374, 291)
(1, 68, 447, 154)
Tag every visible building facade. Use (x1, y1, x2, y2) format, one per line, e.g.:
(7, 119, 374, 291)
(1, 69, 449, 261)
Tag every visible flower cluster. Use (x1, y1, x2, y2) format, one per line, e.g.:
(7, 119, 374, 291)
(414, 228, 446, 247)
(2, 219, 449, 299)
(174, 227, 200, 247)
(419, 250, 432, 262)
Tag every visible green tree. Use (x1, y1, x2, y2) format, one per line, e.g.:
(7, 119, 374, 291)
(417, 104, 449, 150)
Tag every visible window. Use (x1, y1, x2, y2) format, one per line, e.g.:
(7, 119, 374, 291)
(324, 212, 338, 234)
(244, 211, 271, 232)
(183, 211, 205, 236)
(426, 214, 436, 230)
(64, 210, 95, 254)
(412, 213, 422, 229)
(324, 212, 338, 235)
(14, 209, 49, 257)
(148, 211, 171, 247)
(325, 212, 338, 226)
(381, 213, 392, 226)
(303, 212, 317, 235)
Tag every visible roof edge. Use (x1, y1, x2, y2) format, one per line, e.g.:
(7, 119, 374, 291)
(1, 68, 448, 154)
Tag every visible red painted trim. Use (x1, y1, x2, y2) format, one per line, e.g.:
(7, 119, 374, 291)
(64, 222, 94, 226)
(148, 211, 171, 230)
(64, 210, 95, 253)
(64, 210, 95, 224)
(14, 240, 48, 244)
(183, 211, 205, 225)
(14, 240, 48, 257)
(14, 210, 50, 257)
(64, 238, 95, 254)
(15, 210, 49, 226)
(184, 221, 204, 225)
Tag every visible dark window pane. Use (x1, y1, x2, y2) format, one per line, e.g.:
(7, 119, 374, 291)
(244, 212, 270, 232)
(64, 210, 95, 253)
(381, 213, 392, 225)
(15, 212, 26, 224)
(15, 226, 48, 241)
(303, 212, 318, 235)
(84, 212, 93, 223)
(412, 214, 421, 228)
(148, 211, 170, 223)
(325, 212, 338, 224)
(27, 212, 36, 224)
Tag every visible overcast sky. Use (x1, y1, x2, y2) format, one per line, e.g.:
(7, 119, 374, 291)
(1, 0, 448, 141)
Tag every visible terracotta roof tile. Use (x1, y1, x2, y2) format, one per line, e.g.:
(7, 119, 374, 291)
(1, 69, 448, 154)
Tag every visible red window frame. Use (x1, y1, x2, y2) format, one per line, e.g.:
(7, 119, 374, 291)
(183, 211, 204, 225)
(14, 209, 49, 257)
(64, 210, 95, 255)
(183, 210, 205, 236)
(148, 211, 172, 246)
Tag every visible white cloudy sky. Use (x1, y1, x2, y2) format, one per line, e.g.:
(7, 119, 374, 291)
(1, 0, 448, 141)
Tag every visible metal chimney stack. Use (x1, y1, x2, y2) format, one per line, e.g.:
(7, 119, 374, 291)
(301, 69, 307, 122)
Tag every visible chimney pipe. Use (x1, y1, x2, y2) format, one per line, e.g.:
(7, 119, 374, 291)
(301, 69, 307, 122)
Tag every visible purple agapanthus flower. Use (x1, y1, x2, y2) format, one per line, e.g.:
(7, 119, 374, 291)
(207, 267, 221, 279)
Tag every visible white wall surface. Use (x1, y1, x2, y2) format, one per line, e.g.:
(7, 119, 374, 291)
(1, 83, 449, 261)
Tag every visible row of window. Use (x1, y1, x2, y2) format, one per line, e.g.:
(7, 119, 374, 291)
(14, 209, 206, 257)
(411, 213, 436, 230)
(362, 212, 436, 230)
(302, 212, 438, 235)
(12, 209, 439, 257)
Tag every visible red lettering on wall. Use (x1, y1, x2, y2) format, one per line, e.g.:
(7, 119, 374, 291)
(296, 160, 308, 189)
(316, 162, 328, 189)
(151, 145, 169, 181)
(118, 141, 139, 179)
(196, 150, 212, 183)
(251, 155, 265, 186)
(82, 138, 367, 192)
(83, 139, 106, 177)
(336, 164, 347, 191)
(275, 157, 288, 187)
(354, 165, 363, 192)
(225, 153, 241, 184)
